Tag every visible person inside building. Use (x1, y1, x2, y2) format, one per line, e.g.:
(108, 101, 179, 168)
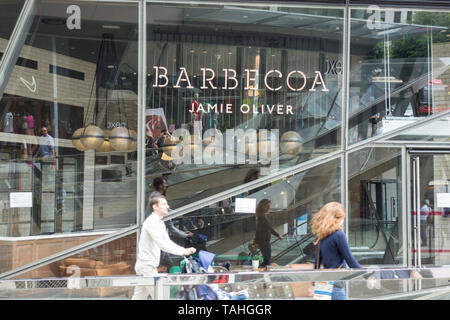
(311, 201, 361, 300)
(420, 199, 432, 246)
(132, 195, 196, 300)
(154, 129, 169, 156)
(244, 168, 260, 184)
(242, 168, 266, 196)
(36, 126, 55, 158)
(254, 199, 283, 268)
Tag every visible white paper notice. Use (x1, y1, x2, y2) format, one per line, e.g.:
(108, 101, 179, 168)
(10, 192, 32, 208)
(437, 193, 450, 208)
(235, 198, 256, 214)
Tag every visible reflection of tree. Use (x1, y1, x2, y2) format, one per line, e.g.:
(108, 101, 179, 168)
(414, 12, 450, 43)
(373, 12, 450, 59)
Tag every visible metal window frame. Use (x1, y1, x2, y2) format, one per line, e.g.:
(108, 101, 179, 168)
(0, 0, 35, 98)
(1, 0, 450, 279)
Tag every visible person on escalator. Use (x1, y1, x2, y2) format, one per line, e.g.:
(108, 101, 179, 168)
(311, 202, 361, 300)
(254, 199, 283, 268)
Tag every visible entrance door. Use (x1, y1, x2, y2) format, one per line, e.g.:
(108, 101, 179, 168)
(410, 150, 450, 267)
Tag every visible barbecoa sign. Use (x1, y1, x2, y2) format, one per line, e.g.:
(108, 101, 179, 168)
(152, 67, 329, 92)
(152, 66, 329, 115)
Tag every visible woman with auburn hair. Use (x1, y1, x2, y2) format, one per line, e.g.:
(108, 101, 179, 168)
(254, 199, 283, 267)
(311, 202, 361, 300)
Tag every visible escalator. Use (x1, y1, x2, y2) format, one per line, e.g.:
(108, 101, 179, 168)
(161, 156, 341, 268)
(160, 142, 403, 269)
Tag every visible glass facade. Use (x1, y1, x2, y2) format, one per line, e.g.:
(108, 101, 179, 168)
(0, 0, 449, 280)
(349, 7, 450, 143)
(0, 1, 25, 49)
(145, 3, 344, 209)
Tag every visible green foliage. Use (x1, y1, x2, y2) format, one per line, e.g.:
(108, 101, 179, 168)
(372, 12, 450, 60)
(252, 253, 263, 262)
(391, 36, 429, 58)
(413, 12, 450, 29)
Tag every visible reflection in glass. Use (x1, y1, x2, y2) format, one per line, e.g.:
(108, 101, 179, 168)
(0, 0, 25, 59)
(146, 3, 344, 210)
(156, 158, 341, 269)
(348, 147, 403, 266)
(13, 233, 136, 282)
(388, 116, 450, 142)
(349, 8, 450, 144)
(0, 1, 139, 239)
(411, 154, 450, 267)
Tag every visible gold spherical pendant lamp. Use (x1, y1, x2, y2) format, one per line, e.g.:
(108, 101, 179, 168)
(95, 129, 112, 153)
(72, 127, 88, 151)
(162, 134, 179, 157)
(280, 131, 303, 156)
(127, 129, 137, 152)
(80, 125, 105, 150)
(110, 126, 132, 151)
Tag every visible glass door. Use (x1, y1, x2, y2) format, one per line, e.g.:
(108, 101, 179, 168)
(410, 151, 450, 267)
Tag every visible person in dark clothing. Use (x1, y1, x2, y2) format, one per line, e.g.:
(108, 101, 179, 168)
(311, 202, 361, 300)
(254, 199, 283, 267)
(154, 129, 169, 155)
(242, 168, 265, 196)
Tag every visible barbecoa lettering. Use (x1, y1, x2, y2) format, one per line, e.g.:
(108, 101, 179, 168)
(152, 66, 328, 92)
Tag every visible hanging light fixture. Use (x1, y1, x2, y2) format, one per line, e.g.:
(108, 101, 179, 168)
(127, 129, 137, 152)
(80, 124, 104, 149)
(109, 89, 135, 152)
(110, 126, 133, 151)
(72, 128, 89, 151)
(280, 131, 303, 156)
(72, 33, 124, 152)
(96, 129, 112, 152)
(162, 134, 179, 157)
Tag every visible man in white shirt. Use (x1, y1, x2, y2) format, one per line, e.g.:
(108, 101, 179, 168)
(132, 194, 196, 300)
(146, 176, 194, 269)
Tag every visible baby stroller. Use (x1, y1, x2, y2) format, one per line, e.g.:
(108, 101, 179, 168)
(178, 250, 248, 300)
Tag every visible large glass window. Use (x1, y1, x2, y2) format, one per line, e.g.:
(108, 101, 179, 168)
(146, 2, 344, 209)
(0, 1, 138, 273)
(348, 147, 404, 266)
(349, 7, 450, 144)
(162, 158, 341, 269)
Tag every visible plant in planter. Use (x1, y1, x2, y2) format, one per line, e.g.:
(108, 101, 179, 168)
(252, 254, 263, 268)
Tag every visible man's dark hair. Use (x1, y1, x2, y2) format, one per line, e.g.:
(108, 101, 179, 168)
(149, 194, 166, 211)
(152, 176, 165, 191)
